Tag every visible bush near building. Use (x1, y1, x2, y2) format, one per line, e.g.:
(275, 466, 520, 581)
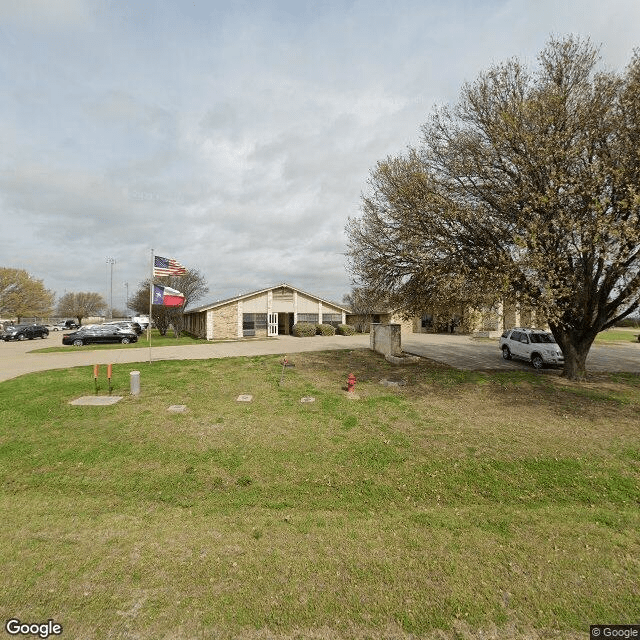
(316, 323, 336, 336)
(337, 324, 357, 336)
(292, 322, 317, 337)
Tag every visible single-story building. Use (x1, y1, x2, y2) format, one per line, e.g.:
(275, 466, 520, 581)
(183, 283, 350, 340)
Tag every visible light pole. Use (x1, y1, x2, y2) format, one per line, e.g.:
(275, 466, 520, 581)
(124, 281, 129, 314)
(107, 257, 115, 319)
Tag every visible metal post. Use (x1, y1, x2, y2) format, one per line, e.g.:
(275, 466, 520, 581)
(106, 257, 115, 319)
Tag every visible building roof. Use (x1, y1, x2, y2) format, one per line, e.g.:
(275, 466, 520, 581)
(185, 283, 350, 314)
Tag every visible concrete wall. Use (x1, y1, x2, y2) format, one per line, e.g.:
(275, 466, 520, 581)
(370, 323, 402, 357)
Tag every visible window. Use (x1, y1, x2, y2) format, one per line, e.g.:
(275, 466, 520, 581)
(322, 313, 342, 327)
(297, 313, 318, 324)
(243, 313, 267, 337)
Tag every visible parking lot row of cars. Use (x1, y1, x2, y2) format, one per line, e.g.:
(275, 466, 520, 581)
(2, 321, 143, 345)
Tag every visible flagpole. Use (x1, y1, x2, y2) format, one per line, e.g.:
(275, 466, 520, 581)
(148, 248, 154, 364)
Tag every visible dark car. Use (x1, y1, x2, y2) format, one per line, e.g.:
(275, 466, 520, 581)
(62, 325, 138, 346)
(2, 324, 49, 341)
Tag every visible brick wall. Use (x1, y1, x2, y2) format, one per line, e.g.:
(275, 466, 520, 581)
(211, 303, 239, 339)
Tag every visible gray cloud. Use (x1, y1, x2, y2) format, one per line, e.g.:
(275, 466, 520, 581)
(1, 0, 639, 309)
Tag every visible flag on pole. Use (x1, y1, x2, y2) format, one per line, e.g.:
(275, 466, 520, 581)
(153, 285, 185, 307)
(154, 255, 187, 276)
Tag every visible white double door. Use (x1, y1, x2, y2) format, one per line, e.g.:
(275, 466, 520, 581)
(268, 312, 278, 336)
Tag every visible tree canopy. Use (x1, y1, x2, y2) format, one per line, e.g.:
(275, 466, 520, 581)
(347, 36, 640, 379)
(56, 292, 106, 326)
(0, 267, 54, 321)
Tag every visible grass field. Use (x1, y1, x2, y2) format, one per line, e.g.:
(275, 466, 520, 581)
(1, 350, 639, 639)
(594, 328, 640, 343)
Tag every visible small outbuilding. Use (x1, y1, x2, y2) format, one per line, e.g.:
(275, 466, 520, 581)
(183, 283, 349, 340)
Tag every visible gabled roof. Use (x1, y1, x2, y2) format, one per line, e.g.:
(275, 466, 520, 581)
(186, 283, 350, 314)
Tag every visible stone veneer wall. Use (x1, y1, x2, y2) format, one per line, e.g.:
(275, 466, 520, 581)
(211, 303, 239, 339)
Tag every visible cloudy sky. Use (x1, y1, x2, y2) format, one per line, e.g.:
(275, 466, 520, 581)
(1, 0, 639, 311)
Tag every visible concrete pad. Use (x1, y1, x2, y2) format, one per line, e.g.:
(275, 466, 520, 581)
(300, 396, 316, 403)
(380, 379, 406, 387)
(70, 396, 123, 406)
(167, 404, 188, 413)
(236, 394, 253, 402)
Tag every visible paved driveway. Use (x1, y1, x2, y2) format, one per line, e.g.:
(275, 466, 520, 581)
(1, 331, 638, 383)
(403, 333, 640, 373)
(0, 333, 372, 383)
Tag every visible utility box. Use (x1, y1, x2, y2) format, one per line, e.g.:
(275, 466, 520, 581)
(130, 371, 141, 395)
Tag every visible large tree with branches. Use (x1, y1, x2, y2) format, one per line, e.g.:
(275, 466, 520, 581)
(0, 268, 54, 321)
(347, 36, 640, 380)
(56, 292, 106, 326)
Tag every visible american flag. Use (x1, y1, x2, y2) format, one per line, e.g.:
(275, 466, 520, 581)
(154, 255, 187, 276)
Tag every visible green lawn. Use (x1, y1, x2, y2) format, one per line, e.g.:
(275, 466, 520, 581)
(594, 328, 640, 343)
(32, 329, 271, 353)
(1, 350, 639, 639)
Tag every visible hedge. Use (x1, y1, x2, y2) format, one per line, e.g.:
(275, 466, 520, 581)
(337, 324, 357, 336)
(292, 322, 317, 337)
(316, 323, 336, 336)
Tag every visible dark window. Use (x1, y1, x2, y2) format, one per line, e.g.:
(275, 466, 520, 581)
(297, 313, 318, 324)
(322, 313, 341, 327)
(243, 313, 267, 336)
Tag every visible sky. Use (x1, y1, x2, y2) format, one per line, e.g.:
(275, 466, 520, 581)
(1, 0, 639, 311)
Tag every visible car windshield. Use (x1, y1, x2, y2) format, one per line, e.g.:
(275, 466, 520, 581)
(529, 333, 556, 344)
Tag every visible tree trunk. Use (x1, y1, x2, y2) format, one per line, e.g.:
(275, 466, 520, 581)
(560, 339, 594, 381)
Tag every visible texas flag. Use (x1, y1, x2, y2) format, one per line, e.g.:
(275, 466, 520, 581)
(153, 284, 185, 307)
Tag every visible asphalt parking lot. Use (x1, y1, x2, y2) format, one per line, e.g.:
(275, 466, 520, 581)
(1, 330, 638, 383)
(403, 333, 640, 373)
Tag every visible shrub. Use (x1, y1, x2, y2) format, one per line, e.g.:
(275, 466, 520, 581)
(316, 323, 336, 336)
(292, 322, 317, 337)
(337, 324, 357, 336)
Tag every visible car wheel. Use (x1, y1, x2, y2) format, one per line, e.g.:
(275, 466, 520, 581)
(73, 339, 84, 346)
(18, 334, 27, 341)
(502, 346, 511, 360)
(531, 354, 544, 370)
(121, 337, 130, 344)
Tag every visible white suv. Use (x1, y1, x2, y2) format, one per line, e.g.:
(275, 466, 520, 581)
(499, 328, 564, 369)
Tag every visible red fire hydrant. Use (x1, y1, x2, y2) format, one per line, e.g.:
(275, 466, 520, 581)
(347, 373, 356, 393)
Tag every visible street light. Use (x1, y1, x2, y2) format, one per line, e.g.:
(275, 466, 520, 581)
(106, 257, 116, 319)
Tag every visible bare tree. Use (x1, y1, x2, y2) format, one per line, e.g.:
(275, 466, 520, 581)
(342, 286, 387, 332)
(131, 269, 209, 337)
(0, 268, 54, 322)
(56, 292, 106, 326)
(347, 36, 640, 380)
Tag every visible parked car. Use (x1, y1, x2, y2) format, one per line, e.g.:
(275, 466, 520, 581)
(57, 320, 79, 330)
(499, 327, 564, 369)
(103, 321, 143, 335)
(2, 324, 49, 341)
(45, 324, 61, 331)
(62, 325, 138, 346)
